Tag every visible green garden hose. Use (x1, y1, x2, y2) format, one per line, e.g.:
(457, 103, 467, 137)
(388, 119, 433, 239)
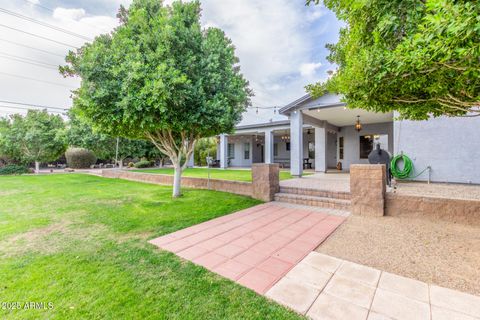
(390, 154, 413, 179)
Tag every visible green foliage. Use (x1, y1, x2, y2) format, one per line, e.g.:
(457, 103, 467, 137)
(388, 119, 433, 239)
(66, 112, 162, 162)
(0, 110, 66, 164)
(0, 164, 29, 175)
(61, 0, 251, 196)
(194, 137, 217, 166)
(0, 175, 302, 319)
(65, 147, 97, 169)
(307, 0, 480, 119)
(133, 160, 153, 168)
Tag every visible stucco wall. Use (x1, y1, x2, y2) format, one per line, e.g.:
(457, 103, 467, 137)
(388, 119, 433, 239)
(226, 135, 253, 167)
(337, 122, 393, 170)
(394, 115, 480, 184)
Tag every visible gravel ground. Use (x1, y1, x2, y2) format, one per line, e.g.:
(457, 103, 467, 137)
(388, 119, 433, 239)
(393, 181, 480, 200)
(316, 215, 480, 295)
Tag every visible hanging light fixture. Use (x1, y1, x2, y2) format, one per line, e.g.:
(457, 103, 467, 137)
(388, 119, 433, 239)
(355, 115, 362, 132)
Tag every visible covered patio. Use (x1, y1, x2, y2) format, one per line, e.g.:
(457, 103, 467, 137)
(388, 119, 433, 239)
(218, 93, 394, 178)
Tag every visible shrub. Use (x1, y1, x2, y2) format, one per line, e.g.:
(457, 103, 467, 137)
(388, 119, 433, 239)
(134, 160, 152, 168)
(65, 148, 97, 169)
(0, 164, 29, 175)
(128, 162, 135, 168)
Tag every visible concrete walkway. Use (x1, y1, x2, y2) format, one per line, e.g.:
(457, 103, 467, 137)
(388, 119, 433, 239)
(267, 251, 480, 320)
(149, 202, 480, 319)
(149, 202, 345, 294)
(281, 173, 351, 192)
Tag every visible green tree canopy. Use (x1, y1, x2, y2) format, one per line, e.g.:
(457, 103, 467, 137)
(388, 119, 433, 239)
(306, 0, 480, 119)
(66, 112, 163, 165)
(0, 110, 66, 170)
(61, 0, 250, 196)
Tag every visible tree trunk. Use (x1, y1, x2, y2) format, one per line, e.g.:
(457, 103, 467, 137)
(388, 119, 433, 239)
(118, 160, 123, 169)
(35, 161, 40, 174)
(172, 163, 182, 198)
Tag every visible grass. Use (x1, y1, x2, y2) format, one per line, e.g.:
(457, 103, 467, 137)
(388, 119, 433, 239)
(0, 174, 302, 320)
(135, 167, 307, 182)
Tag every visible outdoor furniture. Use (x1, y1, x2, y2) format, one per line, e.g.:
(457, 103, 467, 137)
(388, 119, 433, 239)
(303, 158, 312, 169)
(275, 159, 290, 168)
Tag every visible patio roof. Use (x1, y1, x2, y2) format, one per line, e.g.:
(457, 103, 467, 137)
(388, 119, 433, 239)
(279, 93, 346, 115)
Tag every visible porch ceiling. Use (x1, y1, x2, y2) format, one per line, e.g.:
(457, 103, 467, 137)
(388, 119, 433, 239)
(303, 106, 393, 127)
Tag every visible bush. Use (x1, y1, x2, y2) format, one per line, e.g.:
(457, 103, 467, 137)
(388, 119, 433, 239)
(0, 164, 29, 175)
(128, 162, 135, 168)
(65, 148, 97, 169)
(134, 160, 152, 168)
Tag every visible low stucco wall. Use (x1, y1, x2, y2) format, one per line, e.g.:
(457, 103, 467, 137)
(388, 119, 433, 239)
(102, 170, 253, 197)
(385, 193, 480, 226)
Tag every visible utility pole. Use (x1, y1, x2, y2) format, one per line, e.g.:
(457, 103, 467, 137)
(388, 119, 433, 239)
(115, 137, 119, 168)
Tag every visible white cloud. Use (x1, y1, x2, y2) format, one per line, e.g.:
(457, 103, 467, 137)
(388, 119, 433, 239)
(53, 8, 86, 22)
(299, 62, 323, 77)
(0, 0, 341, 125)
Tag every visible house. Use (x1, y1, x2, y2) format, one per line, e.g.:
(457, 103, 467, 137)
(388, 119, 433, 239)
(217, 93, 480, 184)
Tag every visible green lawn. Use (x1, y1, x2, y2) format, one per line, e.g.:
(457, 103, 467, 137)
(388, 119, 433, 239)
(135, 167, 306, 182)
(0, 174, 302, 320)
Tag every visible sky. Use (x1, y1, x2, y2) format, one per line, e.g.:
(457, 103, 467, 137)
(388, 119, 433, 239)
(0, 0, 342, 125)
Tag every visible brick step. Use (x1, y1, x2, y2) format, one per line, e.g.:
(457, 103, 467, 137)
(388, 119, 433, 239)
(274, 193, 351, 211)
(279, 186, 351, 200)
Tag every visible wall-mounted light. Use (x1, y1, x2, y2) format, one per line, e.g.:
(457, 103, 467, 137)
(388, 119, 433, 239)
(355, 115, 362, 132)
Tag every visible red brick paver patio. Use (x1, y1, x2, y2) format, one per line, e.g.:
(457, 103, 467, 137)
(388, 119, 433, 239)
(149, 202, 346, 294)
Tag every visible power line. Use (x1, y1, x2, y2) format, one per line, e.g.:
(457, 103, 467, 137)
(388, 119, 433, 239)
(0, 55, 58, 70)
(0, 104, 66, 114)
(0, 71, 76, 88)
(0, 37, 65, 57)
(23, 0, 112, 34)
(0, 51, 59, 70)
(0, 99, 67, 111)
(0, 8, 93, 41)
(0, 23, 79, 49)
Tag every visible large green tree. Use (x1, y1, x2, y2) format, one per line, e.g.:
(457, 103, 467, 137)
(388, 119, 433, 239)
(67, 113, 163, 167)
(61, 0, 250, 197)
(306, 0, 480, 119)
(0, 110, 66, 172)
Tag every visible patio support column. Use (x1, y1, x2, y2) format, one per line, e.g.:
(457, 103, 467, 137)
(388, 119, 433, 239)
(219, 134, 228, 169)
(187, 153, 194, 168)
(264, 129, 274, 164)
(290, 110, 303, 177)
(315, 126, 327, 172)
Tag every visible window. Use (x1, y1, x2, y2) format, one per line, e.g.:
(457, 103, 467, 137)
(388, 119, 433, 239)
(286, 142, 290, 151)
(359, 135, 374, 159)
(339, 136, 344, 160)
(244, 142, 250, 160)
(227, 143, 235, 158)
(273, 143, 278, 157)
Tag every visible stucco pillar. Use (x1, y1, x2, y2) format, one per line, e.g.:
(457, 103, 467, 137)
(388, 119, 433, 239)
(187, 153, 194, 168)
(290, 110, 303, 177)
(219, 134, 228, 169)
(264, 129, 274, 164)
(350, 164, 386, 216)
(252, 163, 280, 201)
(314, 126, 327, 172)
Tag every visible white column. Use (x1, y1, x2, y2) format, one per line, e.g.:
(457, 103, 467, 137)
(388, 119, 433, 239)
(187, 153, 194, 168)
(290, 110, 303, 177)
(219, 134, 228, 169)
(315, 126, 327, 172)
(264, 130, 274, 164)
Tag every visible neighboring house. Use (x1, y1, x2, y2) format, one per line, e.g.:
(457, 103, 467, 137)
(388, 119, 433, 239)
(217, 93, 480, 184)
